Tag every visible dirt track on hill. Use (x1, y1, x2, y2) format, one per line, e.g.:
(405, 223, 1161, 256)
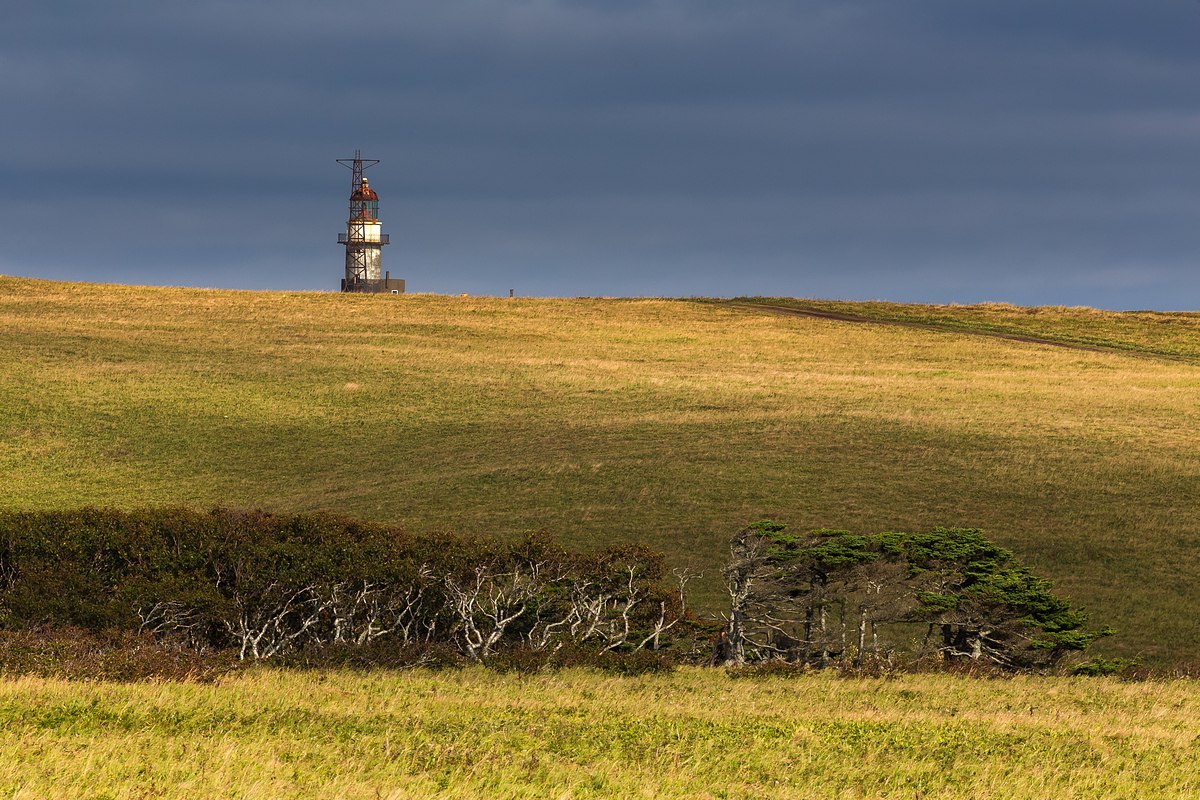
(729, 302, 1198, 364)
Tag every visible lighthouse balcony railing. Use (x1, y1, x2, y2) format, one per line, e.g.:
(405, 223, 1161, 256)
(338, 233, 390, 245)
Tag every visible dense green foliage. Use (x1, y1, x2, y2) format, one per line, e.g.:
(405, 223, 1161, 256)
(0, 508, 687, 665)
(722, 522, 1108, 670)
(0, 509, 1102, 674)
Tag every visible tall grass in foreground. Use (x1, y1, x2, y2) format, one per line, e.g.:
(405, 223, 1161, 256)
(2, 668, 1199, 799)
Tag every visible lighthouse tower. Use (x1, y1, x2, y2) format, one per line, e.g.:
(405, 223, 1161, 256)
(337, 151, 403, 293)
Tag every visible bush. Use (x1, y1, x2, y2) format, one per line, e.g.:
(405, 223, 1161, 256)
(725, 659, 812, 680)
(279, 640, 465, 671)
(0, 508, 690, 667)
(0, 627, 237, 682)
(486, 644, 677, 676)
(1071, 658, 1141, 678)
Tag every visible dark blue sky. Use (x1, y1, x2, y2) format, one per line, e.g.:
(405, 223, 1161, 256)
(5, 0, 1200, 308)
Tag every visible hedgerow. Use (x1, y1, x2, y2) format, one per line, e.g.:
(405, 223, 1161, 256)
(0, 510, 1107, 676)
(0, 508, 689, 669)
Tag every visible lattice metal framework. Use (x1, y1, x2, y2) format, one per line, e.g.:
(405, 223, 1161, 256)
(336, 150, 389, 291)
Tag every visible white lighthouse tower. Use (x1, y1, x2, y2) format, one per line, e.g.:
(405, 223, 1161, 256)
(337, 151, 403, 293)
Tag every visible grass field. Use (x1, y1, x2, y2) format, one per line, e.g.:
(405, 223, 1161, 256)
(3, 667, 1200, 798)
(2, 277, 1200, 661)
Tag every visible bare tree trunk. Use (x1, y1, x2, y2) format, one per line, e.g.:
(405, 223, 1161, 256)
(839, 601, 847, 660)
(854, 608, 866, 667)
(819, 605, 829, 665)
(722, 531, 763, 666)
(922, 622, 935, 654)
(803, 605, 814, 662)
(725, 586, 749, 666)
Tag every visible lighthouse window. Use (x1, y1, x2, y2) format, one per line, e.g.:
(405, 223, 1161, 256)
(352, 200, 379, 219)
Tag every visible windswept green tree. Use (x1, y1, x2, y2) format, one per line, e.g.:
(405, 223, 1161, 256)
(720, 522, 1109, 671)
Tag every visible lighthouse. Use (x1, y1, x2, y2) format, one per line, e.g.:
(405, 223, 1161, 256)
(337, 151, 403, 293)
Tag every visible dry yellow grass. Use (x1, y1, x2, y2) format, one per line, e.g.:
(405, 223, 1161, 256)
(2, 277, 1199, 660)
(746, 296, 1200, 359)
(2, 668, 1200, 798)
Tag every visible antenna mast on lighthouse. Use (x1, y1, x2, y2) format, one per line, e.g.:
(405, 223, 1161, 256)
(337, 150, 403, 293)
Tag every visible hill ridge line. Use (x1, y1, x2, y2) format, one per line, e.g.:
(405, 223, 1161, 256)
(728, 301, 1200, 365)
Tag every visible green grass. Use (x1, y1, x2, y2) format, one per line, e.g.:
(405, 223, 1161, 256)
(3, 277, 1200, 661)
(4, 668, 1200, 798)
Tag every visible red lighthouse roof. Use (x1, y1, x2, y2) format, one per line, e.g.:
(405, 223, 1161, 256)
(351, 178, 378, 201)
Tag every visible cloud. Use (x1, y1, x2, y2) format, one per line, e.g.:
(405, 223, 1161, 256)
(3, 0, 1200, 307)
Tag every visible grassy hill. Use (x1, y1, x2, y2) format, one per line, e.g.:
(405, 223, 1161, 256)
(3, 277, 1199, 662)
